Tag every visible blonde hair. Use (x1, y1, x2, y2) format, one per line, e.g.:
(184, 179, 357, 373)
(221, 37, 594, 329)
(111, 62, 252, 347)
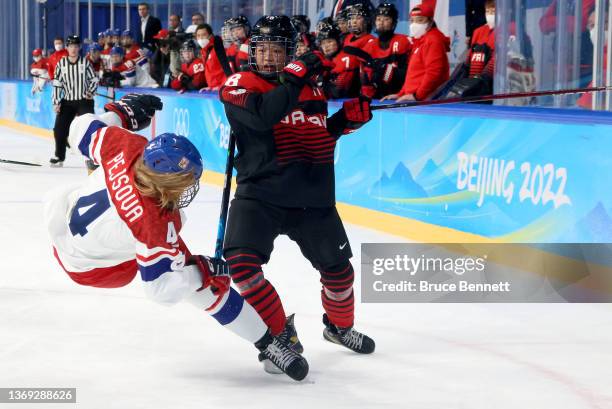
(134, 157, 197, 210)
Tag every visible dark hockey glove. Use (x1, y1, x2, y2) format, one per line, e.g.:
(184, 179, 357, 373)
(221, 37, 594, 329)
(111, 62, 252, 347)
(190, 255, 231, 296)
(104, 93, 163, 131)
(359, 64, 377, 99)
(100, 71, 122, 88)
(179, 73, 192, 88)
(448, 75, 492, 99)
(340, 96, 372, 134)
(281, 51, 333, 86)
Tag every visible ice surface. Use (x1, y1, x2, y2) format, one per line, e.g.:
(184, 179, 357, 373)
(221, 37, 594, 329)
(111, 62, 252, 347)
(1, 127, 611, 409)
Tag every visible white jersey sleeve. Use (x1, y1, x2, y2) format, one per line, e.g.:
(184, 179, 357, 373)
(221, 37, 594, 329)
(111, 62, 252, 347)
(68, 112, 123, 163)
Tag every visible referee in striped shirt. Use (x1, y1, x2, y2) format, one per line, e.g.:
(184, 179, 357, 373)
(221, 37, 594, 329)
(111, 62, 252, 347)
(50, 35, 98, 167)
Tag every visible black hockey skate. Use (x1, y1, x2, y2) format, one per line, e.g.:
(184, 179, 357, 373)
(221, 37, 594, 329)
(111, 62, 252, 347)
(261, 314, 304, 375)
(256, 329, 309, 381)
(49, 157, 64, 167)
(322, 313, 375, 354)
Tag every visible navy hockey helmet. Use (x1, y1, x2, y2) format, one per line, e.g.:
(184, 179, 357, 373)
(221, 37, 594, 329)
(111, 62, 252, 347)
(180, 39, 197, 63)
(316, 17, 335, 34)
(221, 18, 235, 46)
(180, 39, 197, 52)
(347, 3, 374, 34)
(143, 133, 204, 208)
(316, 25, 341, 57)
(88, 43, 103, 53)
(109, 45, 124, 56)
(226, 15, 251, 40)
(374, 3, 398, 33)
(249, 15, 298, 76)
(317, 24, 341, 42)
(291, 15, 311, 34)
(334, 7, 349, 24)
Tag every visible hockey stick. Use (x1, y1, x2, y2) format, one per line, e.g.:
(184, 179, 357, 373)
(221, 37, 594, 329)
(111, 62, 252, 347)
(0, 158, 42, 167)
(95, 92, 114, 100)
(371, 85, 612, 111)
(214, 130, 237, 259)
(95, 88, 116, 100)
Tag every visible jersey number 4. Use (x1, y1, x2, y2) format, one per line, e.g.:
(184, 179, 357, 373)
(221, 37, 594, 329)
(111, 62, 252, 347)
(69, 189, 111, 236)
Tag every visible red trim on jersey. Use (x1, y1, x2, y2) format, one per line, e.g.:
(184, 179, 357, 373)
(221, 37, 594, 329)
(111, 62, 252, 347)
(136, 247, 179, 262)
(53, 247, 137, 288)
(90, 129, 103, 160)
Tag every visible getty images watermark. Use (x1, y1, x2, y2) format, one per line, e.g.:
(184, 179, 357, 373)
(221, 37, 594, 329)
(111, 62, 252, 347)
(361, 243, 612, 302)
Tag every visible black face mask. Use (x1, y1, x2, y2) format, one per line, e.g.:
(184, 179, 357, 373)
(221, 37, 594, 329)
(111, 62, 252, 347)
(376, 29, 394, 43)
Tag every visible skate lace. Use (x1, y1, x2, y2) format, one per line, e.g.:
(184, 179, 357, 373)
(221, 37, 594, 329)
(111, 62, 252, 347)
(266, 339, 297, 370)
(341, 328, 364, 350)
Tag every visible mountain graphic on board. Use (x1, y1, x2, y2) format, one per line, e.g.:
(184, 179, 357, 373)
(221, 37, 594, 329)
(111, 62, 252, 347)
(415, 158, 456, 197)
(572, 202, 612, 242)
(370, 162, 428, 199)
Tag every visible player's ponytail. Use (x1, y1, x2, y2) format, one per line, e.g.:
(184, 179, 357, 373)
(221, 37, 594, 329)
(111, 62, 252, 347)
(134, 157, 197, 210)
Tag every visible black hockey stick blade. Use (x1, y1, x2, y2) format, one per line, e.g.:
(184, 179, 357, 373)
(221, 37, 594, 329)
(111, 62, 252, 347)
(0, 158, 42, 167)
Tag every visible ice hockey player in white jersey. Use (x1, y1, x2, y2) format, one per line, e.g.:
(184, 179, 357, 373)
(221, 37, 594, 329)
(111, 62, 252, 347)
(43, 93, 309, 381)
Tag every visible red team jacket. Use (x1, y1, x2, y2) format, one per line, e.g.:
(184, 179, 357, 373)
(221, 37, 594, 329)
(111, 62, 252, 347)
(30, 58, 49, 74)
(112, 60, 137, 85)
(124, 44, 150, 72)
(87, 55, 103, 74)
(47, 49, 69, 80)
(200, 42, 228, 88)
(226, 38, 250, 72)
(171, 58, 206, 91)
(362, 34, 412, 96)
(326, 50, 361, 98)
(468, 24, 495, 77)
(343, 33, 376, 49)
(398, 27, 450, 100)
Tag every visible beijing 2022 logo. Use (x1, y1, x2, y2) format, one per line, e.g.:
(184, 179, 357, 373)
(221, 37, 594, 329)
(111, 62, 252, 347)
(173, 108, 190, 138)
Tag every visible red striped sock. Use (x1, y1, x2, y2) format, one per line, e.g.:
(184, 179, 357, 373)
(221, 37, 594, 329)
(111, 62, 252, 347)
(320, 262, 355, 328)
(226, 251, 286, 335)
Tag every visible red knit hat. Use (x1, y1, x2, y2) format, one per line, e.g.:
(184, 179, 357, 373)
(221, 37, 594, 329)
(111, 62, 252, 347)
(410, 2, 435, 18)
(32, 48, 42, 57)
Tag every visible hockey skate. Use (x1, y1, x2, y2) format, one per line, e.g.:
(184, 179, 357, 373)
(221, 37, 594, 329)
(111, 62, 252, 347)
(256, 334, 308, 381)
(49, 157, 64, 167)
(322, 313, 375, 354)
(261, 314, 303, 375)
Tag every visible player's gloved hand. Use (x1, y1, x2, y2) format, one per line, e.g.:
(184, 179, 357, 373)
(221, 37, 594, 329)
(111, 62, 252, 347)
(340, 96, 372, 134)
(190, 255, 231, 296)
(104, 93, 163, 131)
(447, 75, 492, 99)
(359, 64, 377, 100)
(179, 73, 192, 87)
(282, 51, 334, 86)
